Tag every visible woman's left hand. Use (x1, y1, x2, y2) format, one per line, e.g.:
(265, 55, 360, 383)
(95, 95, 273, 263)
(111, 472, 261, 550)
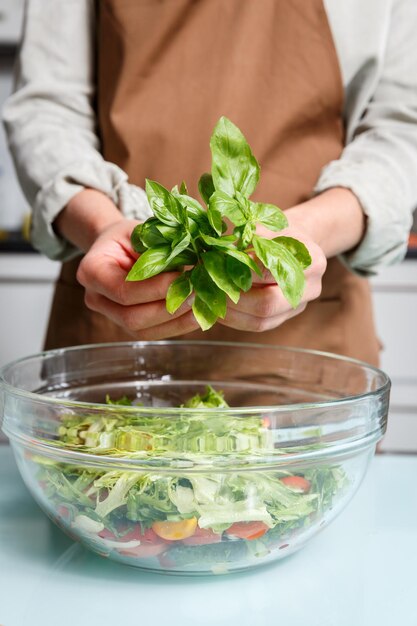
(218, 187, 366, 333)
(218, 224, 327, 332)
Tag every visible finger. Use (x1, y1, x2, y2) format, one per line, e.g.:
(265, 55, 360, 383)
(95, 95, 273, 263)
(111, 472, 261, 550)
(236, 265, 324, 315)
(303, 277, 323, 302)
(228, 284, 292, 318)
(132, 310, 200, 341)
(218, 302, 307, 333)
(78, 258, 181, 306)
(250, 241, 327, 287)
(84, 291, 192, 331)
(304, 248, 327, 280)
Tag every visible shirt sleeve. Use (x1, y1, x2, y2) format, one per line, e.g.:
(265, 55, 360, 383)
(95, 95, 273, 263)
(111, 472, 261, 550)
(2, 0, 151, 261)
(316, 0, 417, 276)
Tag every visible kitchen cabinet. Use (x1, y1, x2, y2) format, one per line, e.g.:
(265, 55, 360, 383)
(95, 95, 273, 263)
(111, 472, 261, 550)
(0, 254, 416, 451)
(371, 261, 417, 453)
(0, 253, 59, 367)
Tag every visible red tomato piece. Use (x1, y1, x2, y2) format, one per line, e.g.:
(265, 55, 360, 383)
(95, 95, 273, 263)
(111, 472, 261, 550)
(100, 524, 169, 559)
(280, 476, 311, 494)
(182, 527, 222, 545)
(98, 528, 117, 540)
(226, 521, 269, 541)
(121, 526, 162, 543)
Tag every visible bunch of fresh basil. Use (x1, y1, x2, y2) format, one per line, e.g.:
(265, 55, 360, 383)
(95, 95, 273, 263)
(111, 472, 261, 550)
(126, 117, 311, 330)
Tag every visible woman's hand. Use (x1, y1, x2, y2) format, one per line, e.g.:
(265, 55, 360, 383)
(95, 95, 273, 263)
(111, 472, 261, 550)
(218, 187, 365, 333)
(56, 186, 364, 338)
(76, 220, 200, 339)
(218, 225, 327, 332)
(54, 189, 200, 339)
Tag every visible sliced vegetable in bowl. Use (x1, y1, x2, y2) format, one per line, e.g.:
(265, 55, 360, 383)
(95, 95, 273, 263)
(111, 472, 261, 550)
(27, 387, 349, 573)
(1, 341, 389, 575)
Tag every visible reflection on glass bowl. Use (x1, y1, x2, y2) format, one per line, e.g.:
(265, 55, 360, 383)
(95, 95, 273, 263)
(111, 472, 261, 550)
(1, 341, 390, 575)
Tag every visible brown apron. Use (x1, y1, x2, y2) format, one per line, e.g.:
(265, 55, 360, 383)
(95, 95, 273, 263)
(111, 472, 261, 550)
(44, 0, 380, 366)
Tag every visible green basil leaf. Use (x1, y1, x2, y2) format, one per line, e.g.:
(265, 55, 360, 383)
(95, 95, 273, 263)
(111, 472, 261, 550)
(130, 224, 148, 253)
(126, 245, 172, 281)
(191, 265, 227, 319)
(233, 225, 243, 239)
(254, 202, 288, 232)
(166, 233, 192, 264)
(272, 236, 312, 269)
(241, 221, 256, 248)
(179, 181, 188, 195)
(156, 223, 182, 242)
(166, 273, 192, 314)
(192, 296, 218, 331)
(170, 231, 186, 248)
(199, 233, 237, 249)
(188, 216, 212, 238)
(131, 219, 168, 252)
(235, 191, 252, 219)
(146, 179, 186, 226)
(209, 191, 246, 226)
(175, 193, 212, 234)
(224, 247, 263, 277)
(202, 251, 240, 304)
(207, 205, 223, 236)
(210, 116, 260, 198)
(198, 173, 215, 205)
(252, 236, 305, 308)
(226, 255, 252, 292)
(165, 249, 198, 270)
(176, 194, 206, 215)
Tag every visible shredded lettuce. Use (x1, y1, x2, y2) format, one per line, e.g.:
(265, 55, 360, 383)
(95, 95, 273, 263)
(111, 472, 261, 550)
(55, 388, 272, 457)
(94, 473, 139, 518)
(34, 386, 348, 567)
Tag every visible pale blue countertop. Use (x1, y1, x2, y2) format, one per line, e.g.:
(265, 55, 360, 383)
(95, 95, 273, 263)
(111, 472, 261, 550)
(1, 444, 417, 626)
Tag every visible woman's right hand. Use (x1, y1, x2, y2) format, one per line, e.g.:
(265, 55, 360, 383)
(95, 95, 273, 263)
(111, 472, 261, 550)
(55, 189, 199, 339)
(76, 219, 199, 339)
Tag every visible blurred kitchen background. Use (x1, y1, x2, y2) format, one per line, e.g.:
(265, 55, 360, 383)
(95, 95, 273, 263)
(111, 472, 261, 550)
(0, 1, 416, 452)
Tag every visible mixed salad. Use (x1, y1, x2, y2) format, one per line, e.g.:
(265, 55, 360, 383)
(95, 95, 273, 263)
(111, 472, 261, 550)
(33, 387, 347, 571)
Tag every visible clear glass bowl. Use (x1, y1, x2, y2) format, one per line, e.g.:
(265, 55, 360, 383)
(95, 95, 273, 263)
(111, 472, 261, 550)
(0, 341, 390, 575)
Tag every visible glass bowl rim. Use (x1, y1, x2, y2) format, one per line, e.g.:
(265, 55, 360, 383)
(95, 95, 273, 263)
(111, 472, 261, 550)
(0, 340, 391, 415)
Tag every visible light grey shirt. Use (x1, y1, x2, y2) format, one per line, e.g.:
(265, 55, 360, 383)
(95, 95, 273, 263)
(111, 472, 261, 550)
(3, 0, 417, 275)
